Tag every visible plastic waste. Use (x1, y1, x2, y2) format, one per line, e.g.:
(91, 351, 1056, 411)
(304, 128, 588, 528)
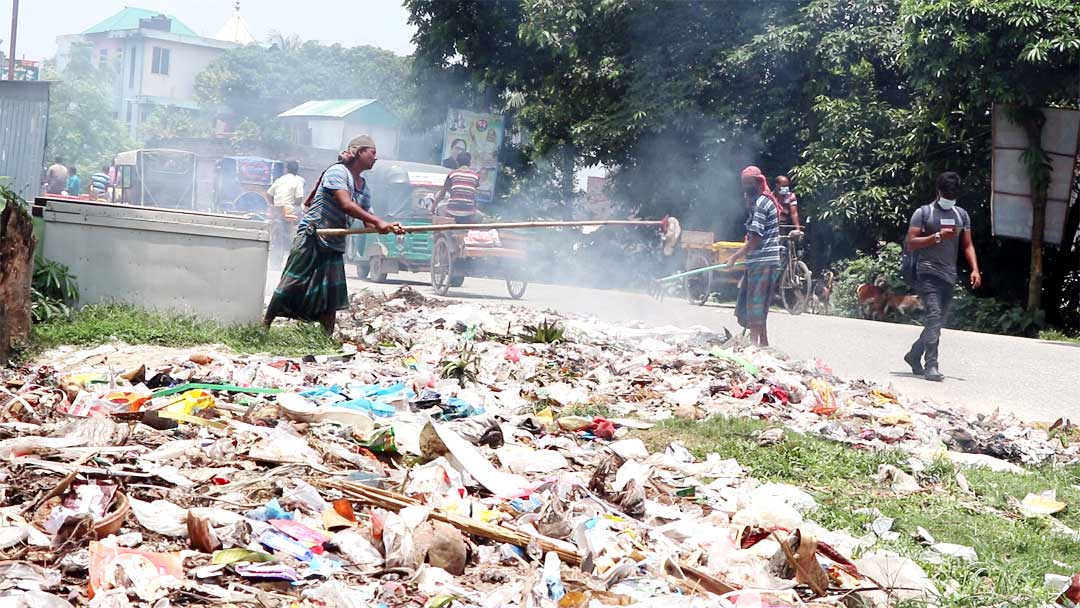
(496, 445, 569, 475)
(210, 549, 274, 565)
(871, 464, 921, 495)
(330, 529, 383, 567)
(88, 538, 184, 601)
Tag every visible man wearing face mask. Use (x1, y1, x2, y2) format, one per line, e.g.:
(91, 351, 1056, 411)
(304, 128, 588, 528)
(903, 171, 981, 382)
(774, 175, 800, 232)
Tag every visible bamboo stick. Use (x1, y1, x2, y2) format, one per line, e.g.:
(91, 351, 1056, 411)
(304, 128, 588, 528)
(325, 479, 581, 563)
(322, 479, 738, 596)
(317, 219, 664, 237)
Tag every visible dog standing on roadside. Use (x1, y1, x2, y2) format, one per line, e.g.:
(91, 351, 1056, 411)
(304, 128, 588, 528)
(810, 270, 834, 314)
(856, 279, 923, 320)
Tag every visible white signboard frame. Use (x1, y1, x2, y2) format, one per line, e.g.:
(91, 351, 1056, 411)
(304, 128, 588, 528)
(990, 105, 1080, 246)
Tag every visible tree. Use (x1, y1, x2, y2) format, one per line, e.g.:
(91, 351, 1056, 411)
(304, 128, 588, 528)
(140, 106, 213, 144)
(195, 42, 414, 142)
(406, 0, 1080, 318)
(900, 0, 1080, 311)
(44, 43, 134, 178)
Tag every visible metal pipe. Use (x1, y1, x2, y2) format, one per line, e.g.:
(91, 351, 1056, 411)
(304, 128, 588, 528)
(655, 261, 745, 283)
(7, 0, 18, 81)
(317, 219, 664, 237)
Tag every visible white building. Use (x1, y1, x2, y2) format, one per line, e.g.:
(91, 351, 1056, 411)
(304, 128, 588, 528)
(56, 7, 244, 139)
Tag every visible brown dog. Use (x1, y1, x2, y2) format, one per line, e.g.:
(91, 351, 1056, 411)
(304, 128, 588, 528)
(810, 270, 834, 314)
(856, 281, 922, 320)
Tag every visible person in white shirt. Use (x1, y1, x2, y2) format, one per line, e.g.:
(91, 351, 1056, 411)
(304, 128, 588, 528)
(266, 160, 306, 267)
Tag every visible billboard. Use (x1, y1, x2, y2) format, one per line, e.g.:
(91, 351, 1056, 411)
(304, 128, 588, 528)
(990, 105, 1080, 246)
(442, 109, 505, 203)
(0, 59, 42, 81)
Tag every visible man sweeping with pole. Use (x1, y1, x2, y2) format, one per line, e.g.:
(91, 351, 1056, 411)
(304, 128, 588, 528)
(264, 135, 404, 335)
(725, 166, 782, 347)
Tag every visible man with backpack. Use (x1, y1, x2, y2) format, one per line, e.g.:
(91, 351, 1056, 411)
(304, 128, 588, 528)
(902, 172, 982, 382)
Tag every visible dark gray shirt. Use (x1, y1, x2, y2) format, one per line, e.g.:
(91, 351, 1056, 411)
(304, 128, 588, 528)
(909, 202, 970, 284)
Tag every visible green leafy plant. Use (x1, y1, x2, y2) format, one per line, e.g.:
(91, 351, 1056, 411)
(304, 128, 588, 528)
(30, 288, 70, 324)
(30, 259, 79, 324)
(33, 259, 79, 303)
(521, 319, 566, 344)
(831, 243, 905, 318)
(949, 290, 1046, 338)
(440, 343, 480, 386)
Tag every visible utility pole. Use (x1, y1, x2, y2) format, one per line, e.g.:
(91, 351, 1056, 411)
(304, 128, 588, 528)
(7, 0, 18, 81)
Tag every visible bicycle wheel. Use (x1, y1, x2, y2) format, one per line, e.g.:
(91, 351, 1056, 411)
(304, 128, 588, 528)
(684, 254, 712, 306)
(781, 260, 812, 315)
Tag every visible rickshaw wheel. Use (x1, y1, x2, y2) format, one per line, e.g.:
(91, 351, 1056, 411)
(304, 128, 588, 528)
(367, 257, 388, 283)
(431, 238, 453, 295)
(355, 261, 371, 280)
(685, 254, 712, 306)
(506, 277, 528, 300)
(450, 275, 465, 287)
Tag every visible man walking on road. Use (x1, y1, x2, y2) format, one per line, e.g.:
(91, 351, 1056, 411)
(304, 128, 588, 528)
(726, 166, 783, 347)
(903, 172, 981, 382)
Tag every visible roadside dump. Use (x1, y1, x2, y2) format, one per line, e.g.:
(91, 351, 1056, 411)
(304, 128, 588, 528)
(1, 287, 1077, 607)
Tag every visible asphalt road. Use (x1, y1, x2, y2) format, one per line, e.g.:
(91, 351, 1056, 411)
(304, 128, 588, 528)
(268, 267, 1080, 423)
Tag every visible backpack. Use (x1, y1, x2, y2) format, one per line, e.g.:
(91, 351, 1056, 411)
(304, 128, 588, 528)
(900, 204, 931, 287)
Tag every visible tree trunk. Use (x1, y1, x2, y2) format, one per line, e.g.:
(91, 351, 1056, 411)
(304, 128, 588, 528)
(1029, 190, 1047, 313)
(0, 202, 36, 362)
(1020, 113, 1049, 314)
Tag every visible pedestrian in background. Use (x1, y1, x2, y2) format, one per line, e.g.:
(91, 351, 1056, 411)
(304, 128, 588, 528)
(66, 166, 81, 196)
(903, 171, 981, 382)
(44, 158, 68, 195)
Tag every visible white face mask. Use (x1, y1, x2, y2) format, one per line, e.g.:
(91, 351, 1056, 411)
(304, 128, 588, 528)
(778, 187, 790, 195)
(937, 197, 956, 210)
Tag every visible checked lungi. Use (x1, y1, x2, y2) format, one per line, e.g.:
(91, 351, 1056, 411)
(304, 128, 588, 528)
(735, 265, 778, 332)
(265, 224, 349, 322)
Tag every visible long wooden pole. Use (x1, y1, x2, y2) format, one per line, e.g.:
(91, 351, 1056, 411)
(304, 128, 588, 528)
(316, 219, 663, 237)
(7, 0, 18, 81)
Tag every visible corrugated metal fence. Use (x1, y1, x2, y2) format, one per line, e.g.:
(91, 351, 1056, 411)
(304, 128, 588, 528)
(0, 81, 50, 200)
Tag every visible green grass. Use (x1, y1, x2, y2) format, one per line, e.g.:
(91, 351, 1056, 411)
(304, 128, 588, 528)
(29, 304, 340, 357)
(1039, 329, 1080, 344)
(637, 416, 1080, 607)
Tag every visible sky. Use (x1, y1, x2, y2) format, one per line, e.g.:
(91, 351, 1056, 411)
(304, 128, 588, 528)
(0, 0, 418, 60)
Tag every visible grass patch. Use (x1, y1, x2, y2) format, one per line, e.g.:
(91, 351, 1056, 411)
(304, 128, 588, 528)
(1039, 328, 1080, 343)
(30, 304, 340, 357)
(637, 416, 1080, 607)
(560, 403, 615, 418)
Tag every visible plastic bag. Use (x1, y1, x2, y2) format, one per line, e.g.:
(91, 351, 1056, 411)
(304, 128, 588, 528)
(88, 538, 184, 601)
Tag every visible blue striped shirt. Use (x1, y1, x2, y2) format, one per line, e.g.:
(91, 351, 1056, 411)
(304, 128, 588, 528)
(745, 194, 781, 267)
(297, 164, 371, 253)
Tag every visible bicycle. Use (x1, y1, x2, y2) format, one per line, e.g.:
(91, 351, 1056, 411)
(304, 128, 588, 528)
(777, 227, 813, 315)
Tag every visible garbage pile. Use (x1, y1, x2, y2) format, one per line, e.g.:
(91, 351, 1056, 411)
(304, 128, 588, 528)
(0, 287, 1075, 608)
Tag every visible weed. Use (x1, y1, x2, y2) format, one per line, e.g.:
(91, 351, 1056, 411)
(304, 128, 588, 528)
(440, 343, 480, 387)
(521, 319, 566, 344)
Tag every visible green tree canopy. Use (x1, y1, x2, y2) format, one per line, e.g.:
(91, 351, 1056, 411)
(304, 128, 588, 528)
(195, 41, 415, 142)
(44, 43, 134, 178)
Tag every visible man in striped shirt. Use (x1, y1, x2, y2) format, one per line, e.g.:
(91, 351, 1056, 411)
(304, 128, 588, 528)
(434, 152, 482, 222)
(725, 166, 783, 347)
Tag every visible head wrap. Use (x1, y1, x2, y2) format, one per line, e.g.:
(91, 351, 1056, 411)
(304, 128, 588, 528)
(741, 165, 779, 208)
(346, 135, 377, 153)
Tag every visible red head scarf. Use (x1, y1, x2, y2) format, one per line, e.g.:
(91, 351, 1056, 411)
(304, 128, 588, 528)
(741, 165, 779, 210)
